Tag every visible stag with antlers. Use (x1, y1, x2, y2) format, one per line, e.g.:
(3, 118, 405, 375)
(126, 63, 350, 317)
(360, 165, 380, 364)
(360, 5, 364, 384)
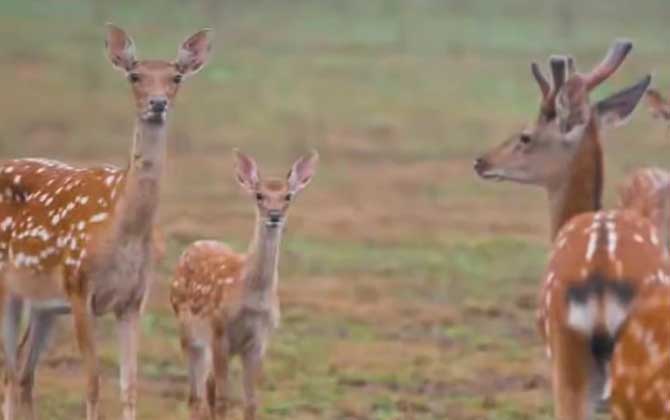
(474, 40, 667, 419)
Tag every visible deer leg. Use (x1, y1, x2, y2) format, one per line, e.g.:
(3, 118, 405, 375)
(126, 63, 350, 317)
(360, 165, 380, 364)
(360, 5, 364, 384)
(551, 329, 594, 420)
(210, 332, 230, 419)
(71, 296, 99, 420)
(3, 294, 23, 420)
(205, 375, 216, 420)
(241, 346, 264, 420)
(17, 309, 58, 420)
(181, 332, 211, 420)
(117, 310, 140, 420)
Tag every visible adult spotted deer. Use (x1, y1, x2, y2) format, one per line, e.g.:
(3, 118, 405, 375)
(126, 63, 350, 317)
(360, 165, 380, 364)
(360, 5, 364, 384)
(607, 282, 670, 419)
(170, 149, 318, 420)
(474, 40, 665, 419)
(0, 24, 211, 420)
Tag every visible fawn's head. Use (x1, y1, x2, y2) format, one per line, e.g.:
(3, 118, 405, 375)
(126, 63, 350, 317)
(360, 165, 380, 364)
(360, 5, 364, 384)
(474, 40, 650, 188)
(105, 24, 212, 124)
(234, 150, 319, 229)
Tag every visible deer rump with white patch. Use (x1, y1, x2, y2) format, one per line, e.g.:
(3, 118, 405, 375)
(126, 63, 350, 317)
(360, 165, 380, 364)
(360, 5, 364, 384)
(0, 24, 211, 420)
(542, 211, 668, 417)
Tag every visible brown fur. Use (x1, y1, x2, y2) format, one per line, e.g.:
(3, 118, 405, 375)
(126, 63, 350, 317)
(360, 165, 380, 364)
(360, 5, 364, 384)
(540, 210, 668, 419)
(610, 285, 670, 419)
(618, 167, 670, 255)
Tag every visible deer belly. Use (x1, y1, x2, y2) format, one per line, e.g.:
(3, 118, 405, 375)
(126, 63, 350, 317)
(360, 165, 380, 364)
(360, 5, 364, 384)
(227, 308, 275, 356)
(3, 265, 66, 301)
(89, 239, 151, 315)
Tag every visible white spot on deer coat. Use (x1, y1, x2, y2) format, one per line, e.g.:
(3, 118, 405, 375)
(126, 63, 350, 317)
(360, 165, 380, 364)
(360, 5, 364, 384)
(0, 217, 14, 231)
(651, 228, 660, 246)
(89, 213, 108, 223)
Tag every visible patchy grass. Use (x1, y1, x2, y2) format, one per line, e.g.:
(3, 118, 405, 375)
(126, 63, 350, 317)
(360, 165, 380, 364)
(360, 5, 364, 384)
(0, 0, 668, 418)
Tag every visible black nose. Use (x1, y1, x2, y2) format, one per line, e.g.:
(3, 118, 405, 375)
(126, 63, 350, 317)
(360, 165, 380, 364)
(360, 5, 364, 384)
(473, 157, 489, 174)
(268, 211, 282, 223)
(149, 97, 167, 113)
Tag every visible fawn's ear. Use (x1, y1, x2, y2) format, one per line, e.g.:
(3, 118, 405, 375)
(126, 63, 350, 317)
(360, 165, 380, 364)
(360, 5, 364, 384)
(234, 149, 259, 193)
(105, 23, 137, 72)
(287, 150, 319, 193)
(175, 29, 212, 77)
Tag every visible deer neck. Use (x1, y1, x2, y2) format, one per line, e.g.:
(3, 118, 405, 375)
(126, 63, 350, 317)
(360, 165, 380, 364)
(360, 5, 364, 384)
(243, 212, 282, 299)
(118, 119, 167, 237)
(547, 119, 603, 240)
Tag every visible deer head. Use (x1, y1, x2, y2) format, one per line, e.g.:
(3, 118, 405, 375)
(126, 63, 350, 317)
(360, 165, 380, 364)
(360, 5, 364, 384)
(474, 40, 650, 188)
(234, 150, 319, 229)
(105, 24, 212, 124)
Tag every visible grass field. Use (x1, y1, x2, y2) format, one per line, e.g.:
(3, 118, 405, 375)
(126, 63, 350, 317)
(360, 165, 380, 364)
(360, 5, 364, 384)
(1, 0, 670, 418)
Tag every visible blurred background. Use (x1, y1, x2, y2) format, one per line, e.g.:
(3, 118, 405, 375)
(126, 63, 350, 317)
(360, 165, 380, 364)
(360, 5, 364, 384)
(1, 0, 669, 418)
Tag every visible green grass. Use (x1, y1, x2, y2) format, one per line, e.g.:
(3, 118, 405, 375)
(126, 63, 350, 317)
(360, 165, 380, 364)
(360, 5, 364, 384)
(1, 0, 668, 418)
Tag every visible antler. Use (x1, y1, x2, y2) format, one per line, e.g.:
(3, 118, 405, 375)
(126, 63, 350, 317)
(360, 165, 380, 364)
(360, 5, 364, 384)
(585, 39, 633, 91)
(531, 62, 550, 98)
(531, 56, 571, 109)
(549, 55, 568, 92)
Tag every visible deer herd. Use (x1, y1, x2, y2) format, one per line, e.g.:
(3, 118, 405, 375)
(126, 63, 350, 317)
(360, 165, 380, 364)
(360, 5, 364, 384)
(0, 23, 669, 420)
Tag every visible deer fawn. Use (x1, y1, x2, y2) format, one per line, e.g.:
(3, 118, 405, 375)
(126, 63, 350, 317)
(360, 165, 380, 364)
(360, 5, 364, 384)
(170, 149, 318, 420)
(474, 40, 665, 419)
(0, 24, 211, 420)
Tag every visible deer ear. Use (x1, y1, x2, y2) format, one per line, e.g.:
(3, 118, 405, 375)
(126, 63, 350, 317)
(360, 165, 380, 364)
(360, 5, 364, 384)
(234, 149, 259, 193)
(176, 29, 212, 77)
(287, 150, 319, 193)
(595, 75, 652, 130)
(105, 23, 137, 72)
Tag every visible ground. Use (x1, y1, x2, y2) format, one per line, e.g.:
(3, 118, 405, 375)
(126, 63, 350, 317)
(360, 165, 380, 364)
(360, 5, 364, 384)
(0, 0, 669, 418)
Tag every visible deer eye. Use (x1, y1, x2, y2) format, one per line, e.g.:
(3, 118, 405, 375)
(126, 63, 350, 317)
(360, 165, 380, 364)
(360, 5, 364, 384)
(520, 134, 532, 145)
(128, 73, 141, 83)
(173, 74, 183, 84)
(284, 193, 292, 202)
(255, 193, 264, 201)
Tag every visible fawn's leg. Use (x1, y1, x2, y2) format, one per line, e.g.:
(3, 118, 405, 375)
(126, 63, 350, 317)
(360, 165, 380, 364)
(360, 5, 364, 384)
(241, 346, 264, 420)
(117, 310, 140, 420)
(3, 294, 23, 420)
(209, 330, 230, 419)
(181, 330, 211, 420)
(71, 296, 100, 420)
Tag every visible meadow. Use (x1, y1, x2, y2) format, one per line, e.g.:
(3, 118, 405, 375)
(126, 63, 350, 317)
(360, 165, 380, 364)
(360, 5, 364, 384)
(1, 0, 670, 418)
